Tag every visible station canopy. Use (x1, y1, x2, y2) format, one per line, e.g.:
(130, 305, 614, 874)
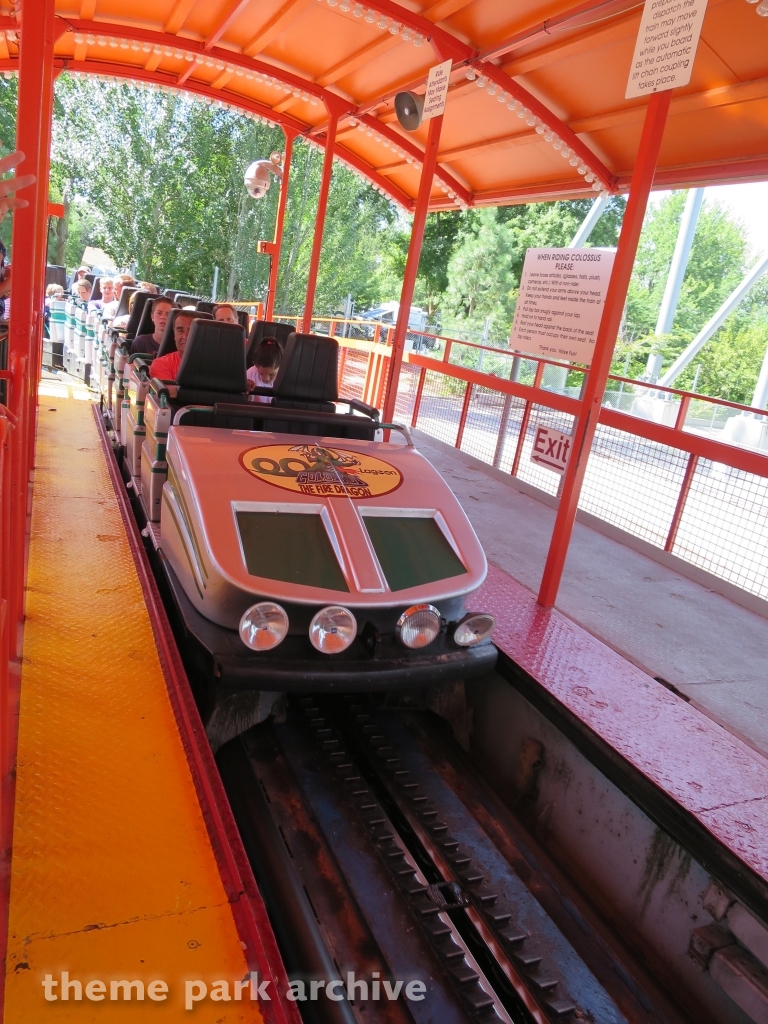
(4, 0, 767, 211)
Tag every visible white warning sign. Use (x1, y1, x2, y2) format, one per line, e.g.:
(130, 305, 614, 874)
(509, 247, 616, 367)
(422, 60, 452, 121)
(625, 0, 708, 99)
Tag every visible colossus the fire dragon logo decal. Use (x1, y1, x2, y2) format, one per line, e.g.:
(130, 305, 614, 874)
(239, 444, 403, 498)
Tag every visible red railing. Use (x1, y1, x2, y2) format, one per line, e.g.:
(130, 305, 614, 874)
(275, 315, 768, 602)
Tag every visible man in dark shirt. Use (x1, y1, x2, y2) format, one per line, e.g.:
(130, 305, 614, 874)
(130, 297, 175, 356)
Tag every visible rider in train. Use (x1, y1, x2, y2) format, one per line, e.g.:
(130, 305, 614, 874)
(130, 296, 176, 356)
(149, 309, 196, 380)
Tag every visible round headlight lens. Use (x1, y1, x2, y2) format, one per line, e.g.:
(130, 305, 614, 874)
(454, 613, 495, 647)
(239, 601, 289, 651)
(309, 606, 357, 654)
(396, 604, 441, 649)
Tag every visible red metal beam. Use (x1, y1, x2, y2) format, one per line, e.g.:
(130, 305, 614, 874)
(405, 350, 768, 480)
(382, 114, 444, 424)
(329, 139, 414, 209)
(1, 0, 57, 1015)
(538, 90, 671, 609)
(477, 62, 616, 192)
(479, 0, 641, 63)
(265, 128, 296, 320)
(62, 56, 307, 133)
(63, 19, 332, 105)
(355, 0, 472, 61)
(7, 0, 56, 636)
(352, 112, 471, 207)
(203, 0, 253, 51)
(407, 351, 581, 417)
(62, 16, 613, 200)
(302, 99, 344, 331)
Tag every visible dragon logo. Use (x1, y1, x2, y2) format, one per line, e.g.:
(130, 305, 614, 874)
(239, 443, 402, 498)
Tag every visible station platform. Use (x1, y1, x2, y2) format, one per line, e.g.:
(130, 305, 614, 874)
(416, 430, 768, 762)
(3, 380, 294, 1022)
(420, 429, 768, 920)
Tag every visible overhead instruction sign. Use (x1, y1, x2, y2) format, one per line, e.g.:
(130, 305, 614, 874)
(422, 60, 452, 120)
(509, 247, 616, 366)
(625, 0, 708, 99)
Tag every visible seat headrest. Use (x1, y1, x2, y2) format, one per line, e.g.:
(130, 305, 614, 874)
(273, 333, 339, 403)
(124, 290, 153, 338)
(246, 320, 295, 366)
(196, 300, 215, 314)
(134, 298, 155, 339)
(157, 308, 213, 356)
(114, 286, 137, 318)
(176, 320, 248, 393)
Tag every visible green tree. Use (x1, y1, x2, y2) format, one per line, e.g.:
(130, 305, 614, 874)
(376, 210, 463, 316)
(276, 140, 396, 315)
(440, 197, 625, 344)
(617, 193, 752, 386)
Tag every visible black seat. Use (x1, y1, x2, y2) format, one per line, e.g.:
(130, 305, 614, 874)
(112, 286, 137, 319)
(174, 293, 199, 307)
(86, 274, 103, 302)
(170, 320, 249, 410)
(196, 300, 215, 314)
(246, 320, 294, 367)
(120, 290, 153, 340)
(261, 333, 380, 439)
(133, 297, 157, 339)
(156, 308, 213, 357)
(262, 333, 354, 438)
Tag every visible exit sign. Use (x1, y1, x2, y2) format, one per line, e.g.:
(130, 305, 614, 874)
(530, 425, 572, 475)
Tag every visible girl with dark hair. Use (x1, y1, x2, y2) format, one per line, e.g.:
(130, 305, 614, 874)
(247, 336, 283, 401)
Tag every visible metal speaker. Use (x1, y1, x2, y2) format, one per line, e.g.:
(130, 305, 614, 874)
(394, 91, 424, 132)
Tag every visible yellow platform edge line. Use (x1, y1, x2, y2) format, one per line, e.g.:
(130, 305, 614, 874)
(2, 388, 277, 1021)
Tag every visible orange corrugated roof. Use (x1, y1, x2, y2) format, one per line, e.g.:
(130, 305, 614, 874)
(5, 0, 766, 209)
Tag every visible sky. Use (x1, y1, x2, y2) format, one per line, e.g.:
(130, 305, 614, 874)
(649, 181, 768, 259)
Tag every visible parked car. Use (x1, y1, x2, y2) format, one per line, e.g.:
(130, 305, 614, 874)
(359, 303, 437, 350)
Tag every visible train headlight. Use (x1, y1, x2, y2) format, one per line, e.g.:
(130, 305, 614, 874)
(396, 604, 441, 649)
(309, 606, 357, 654)
(453, 613, 495, 647)
(239, 601, 289, 651)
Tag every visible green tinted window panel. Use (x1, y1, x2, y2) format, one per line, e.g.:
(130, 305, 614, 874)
(236, 511, 349, 592)
(364, 516, 467, 592)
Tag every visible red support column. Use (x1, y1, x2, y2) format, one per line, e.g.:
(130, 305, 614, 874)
(411, 365, 426, 427)
(28, 65, 58, 464)
(537, 92, 671, 608)
(265, 128, 295, 321)
(7, 0, 57, 644)
(382, 114, 443, 425)
(455, 381, 472, 449)
(664, 453, 698, 553)
(302, 101, 345, 332)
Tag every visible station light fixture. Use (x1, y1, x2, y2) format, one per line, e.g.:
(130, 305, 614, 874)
(244, 152, 284, 199)
(239, 602, 289, 651)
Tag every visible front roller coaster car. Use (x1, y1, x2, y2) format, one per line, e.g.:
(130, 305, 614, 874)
(159, 414, 497, 747)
